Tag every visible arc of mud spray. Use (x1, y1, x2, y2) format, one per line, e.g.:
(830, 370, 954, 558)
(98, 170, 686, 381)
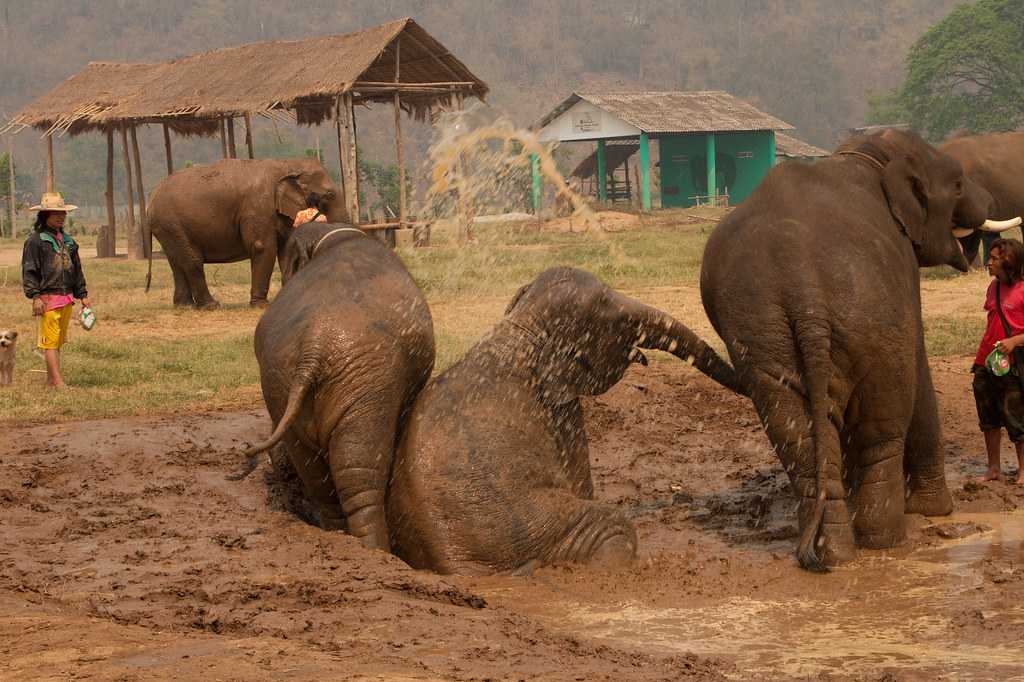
(425, 117, 600, 231)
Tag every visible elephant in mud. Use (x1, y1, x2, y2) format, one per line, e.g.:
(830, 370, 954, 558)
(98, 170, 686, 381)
(700, 129, 1015, 572)
(146, 158, 345, 308)
(245, 221, 434, 550)
(387, 267, 744, 575)
(942, 132, 1024, 267)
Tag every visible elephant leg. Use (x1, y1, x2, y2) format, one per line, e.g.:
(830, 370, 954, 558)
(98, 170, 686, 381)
(168, 260, 194, 307)
(531, 490, 637, 569)
(183, 260, 219, 309)
(326, 403, 399, 551)
(283, 433, 345, 530)
(249, 242, 276, 307)
(848, 437, 907, 548)
(904, 362, 954, 516)
(752, 373, 855, 566)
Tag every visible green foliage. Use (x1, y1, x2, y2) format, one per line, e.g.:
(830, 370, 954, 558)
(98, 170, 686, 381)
(872, 0, 1024, 140)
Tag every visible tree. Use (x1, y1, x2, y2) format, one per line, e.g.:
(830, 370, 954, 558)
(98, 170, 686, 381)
(869, 0, 1024, 140)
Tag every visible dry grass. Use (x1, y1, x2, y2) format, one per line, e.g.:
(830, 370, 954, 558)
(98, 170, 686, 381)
(0, 215, 993, 423)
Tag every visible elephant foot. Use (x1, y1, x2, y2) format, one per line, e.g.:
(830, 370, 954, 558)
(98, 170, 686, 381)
(173, 300, 194, 308)
(357, 527, 390, 552)
(196, 300, 221, 310)
(798, 498, 856, 570)
(855, 524, 906, 550)
(589, 533, 636, 568)
(319, 506, 346, 532)
(249, 299, 269, 309)
(905, 486, 953, 517)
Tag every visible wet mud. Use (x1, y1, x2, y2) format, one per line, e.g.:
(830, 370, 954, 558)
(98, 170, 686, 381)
(2, 357, 1023, 680)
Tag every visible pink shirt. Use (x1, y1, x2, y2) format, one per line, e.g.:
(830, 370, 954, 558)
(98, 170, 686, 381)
(42, 231, 75, 312)
(975, 279, 1024, 366)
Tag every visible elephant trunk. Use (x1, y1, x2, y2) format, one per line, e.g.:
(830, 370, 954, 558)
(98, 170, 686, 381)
(629, 303, 749, 396)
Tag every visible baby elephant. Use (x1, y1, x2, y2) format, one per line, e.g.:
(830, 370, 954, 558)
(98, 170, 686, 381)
(387, 267, 743, 574)
(247, 222, 434, 550)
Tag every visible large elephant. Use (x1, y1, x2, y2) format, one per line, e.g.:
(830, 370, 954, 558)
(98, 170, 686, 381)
(146, 158, 345, 308)
(387, 267, 744, 575)
(245, 221, 434, 550)
(943, 132, 1024, 266)
(700, 129, 1014, 572)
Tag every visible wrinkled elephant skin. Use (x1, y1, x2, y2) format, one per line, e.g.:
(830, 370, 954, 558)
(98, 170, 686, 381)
(147, 158, 345, 308)
(249, 222, 434, 551)
(700, 130, 992, 572)
(387, 267, 743, 575)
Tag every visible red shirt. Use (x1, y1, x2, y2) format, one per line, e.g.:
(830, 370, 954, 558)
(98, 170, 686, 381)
(975, 279, 1024, 366)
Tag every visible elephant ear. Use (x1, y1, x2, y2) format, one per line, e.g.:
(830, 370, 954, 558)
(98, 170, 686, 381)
(275, 172, 307, 222)
(881, 153, 930, 246)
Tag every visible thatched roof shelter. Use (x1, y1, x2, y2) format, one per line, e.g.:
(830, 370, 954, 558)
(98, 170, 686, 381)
(2, 17, 487, 254)
(3, 17, 487, 137)
(775, 132, 829, 160)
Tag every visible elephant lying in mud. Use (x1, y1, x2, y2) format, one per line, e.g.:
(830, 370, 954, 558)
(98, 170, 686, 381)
(245, 222, 434, 550)
(387, 267, 744, 575)
(147, 158, 345, 308)
(700, 129, 1014, 572)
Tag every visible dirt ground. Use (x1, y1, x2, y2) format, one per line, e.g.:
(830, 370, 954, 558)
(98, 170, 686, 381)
(3, 356, 1024, 681)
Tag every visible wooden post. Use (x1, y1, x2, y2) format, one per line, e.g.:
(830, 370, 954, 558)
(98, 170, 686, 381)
(162, 123, 174, 175)
(768, 130, 777, 167)
(335, 96, 348, 212)
(343, 93, 360, 222)
(104, 128, 116, 255)
(45, 134, 54, 192)
(6, 133, 15, 238)
(227, 117, 237, 159)
(120, 127, 138, 257)
(393, 37, 407, 233)
(632, 162, 641, 209)
(130, 126, 149, 259)
(219, 118, 228, 158)
(244, 113, 254, 159)
(639, 132, 651, 212)
(596, 140, 607, 203)
(623, 159, 632, 204)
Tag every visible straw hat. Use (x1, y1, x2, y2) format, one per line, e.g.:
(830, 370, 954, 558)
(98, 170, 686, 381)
(29, 192, 78, 212)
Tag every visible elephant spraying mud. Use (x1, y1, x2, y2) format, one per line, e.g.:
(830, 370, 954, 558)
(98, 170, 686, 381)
(387, 267, 744, 575)
(245, 222, 434, 550)
(146, 158, 345, 308)
(700, 129, 1017, 572)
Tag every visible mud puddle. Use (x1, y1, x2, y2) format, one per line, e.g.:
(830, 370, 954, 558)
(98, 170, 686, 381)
(486, 512, 1024, 680)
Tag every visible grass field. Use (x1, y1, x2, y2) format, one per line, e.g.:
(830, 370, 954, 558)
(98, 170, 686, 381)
(0, 209, 992, 423)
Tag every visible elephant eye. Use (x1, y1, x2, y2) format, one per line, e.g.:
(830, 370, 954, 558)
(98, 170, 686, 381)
(954, 180, 963, 195)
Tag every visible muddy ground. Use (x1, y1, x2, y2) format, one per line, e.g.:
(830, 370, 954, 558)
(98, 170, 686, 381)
(2, 358, 1024, 681)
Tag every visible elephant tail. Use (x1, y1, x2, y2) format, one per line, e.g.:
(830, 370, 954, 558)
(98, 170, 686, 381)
(792, 318, 834, 574)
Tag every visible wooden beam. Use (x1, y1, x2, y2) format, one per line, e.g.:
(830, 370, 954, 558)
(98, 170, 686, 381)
(227, 117, 237, 159)
(244, 113, 254, 159)
(104, 129, 116, 255)
(6, 133, 15, 238)
(393, 37, 407, 229)
(120, 127, 138, 258)
(219, 118, 228, 158)
(162, 123, 174, 175)
(354, 80, 477, 88)
(399, 30, 464, 83)
(130, 126, 149, 259)
(45, 134, 54, 192)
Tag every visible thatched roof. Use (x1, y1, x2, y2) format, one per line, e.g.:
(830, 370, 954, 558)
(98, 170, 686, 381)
(539, 91, 794, 134)
(3, 17, 488, 137)
(775, 132, 829, 159)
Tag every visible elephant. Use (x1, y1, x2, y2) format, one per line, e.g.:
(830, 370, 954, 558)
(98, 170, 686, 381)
(146, 158, 345, 308)
(244, 221, 434, 550)
(943, 132, 1024, 267)
(387, 267, 745, 575)
(700, 129, 1015, 572)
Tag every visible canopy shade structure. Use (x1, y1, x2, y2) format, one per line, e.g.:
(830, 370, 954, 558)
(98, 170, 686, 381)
(1, 17, 488, 254)
(775, 132, 829, 160)
(2, 17, 488, 137)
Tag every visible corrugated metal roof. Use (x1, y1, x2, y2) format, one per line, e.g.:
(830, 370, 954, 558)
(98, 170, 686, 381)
(538, 91, 794, 134)
(775, 132, 829, 158)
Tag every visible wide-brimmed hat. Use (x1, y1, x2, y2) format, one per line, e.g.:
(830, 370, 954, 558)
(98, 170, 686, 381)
(29, 192, 78, 213)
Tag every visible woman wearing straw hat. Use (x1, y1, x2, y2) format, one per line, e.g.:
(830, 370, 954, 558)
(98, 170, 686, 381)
(21, 192, 92, 388)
